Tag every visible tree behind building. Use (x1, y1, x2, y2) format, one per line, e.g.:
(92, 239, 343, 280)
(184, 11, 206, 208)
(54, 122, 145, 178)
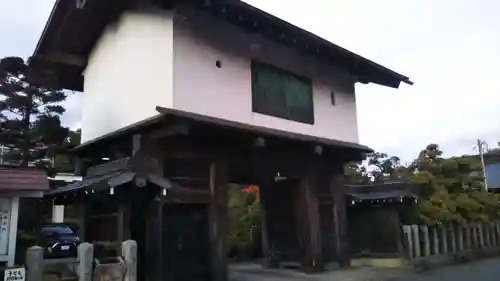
(0, 56, 69, 168)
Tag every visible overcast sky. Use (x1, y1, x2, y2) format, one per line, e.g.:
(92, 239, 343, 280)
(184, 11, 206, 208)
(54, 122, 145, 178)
(2, 0, 500, 161)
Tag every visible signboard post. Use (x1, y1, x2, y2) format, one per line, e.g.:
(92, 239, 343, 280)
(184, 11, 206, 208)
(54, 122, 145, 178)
(4, 267, 25, 281)
(0, 198, 12, 256)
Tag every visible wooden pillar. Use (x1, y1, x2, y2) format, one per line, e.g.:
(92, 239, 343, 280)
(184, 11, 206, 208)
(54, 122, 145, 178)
(145, 200, 163, 281)
(209, 161, 228, 281)
(117, 204, 131, 255)
(297, 164, 323, 273)
(258, 183, 278, 268)
(329, 169, 349, 267)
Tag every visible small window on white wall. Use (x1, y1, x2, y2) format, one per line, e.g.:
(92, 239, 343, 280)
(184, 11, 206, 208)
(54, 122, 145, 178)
(330, 90, 336, 106)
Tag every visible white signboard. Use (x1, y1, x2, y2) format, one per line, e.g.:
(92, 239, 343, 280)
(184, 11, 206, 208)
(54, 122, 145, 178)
(0, 198, 11, 256)
(4, 267, 25, 281)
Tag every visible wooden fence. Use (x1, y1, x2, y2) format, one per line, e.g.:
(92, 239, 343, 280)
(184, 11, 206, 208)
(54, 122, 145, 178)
(402, 222, 500, 260)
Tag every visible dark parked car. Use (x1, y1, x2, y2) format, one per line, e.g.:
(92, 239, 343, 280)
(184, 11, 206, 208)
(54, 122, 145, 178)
(41, 224, 80, 259)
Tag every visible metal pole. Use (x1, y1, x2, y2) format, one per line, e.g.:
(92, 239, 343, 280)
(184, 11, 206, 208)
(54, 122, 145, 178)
(0, 145, 4, 164)
(476, 139, 489, 192)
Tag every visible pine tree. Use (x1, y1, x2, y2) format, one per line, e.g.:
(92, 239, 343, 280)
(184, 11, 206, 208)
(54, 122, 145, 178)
(0, 56, 69, 168)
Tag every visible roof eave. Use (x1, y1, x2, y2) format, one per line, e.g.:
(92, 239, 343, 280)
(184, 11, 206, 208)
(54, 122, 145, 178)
(30, 0, 413, 91)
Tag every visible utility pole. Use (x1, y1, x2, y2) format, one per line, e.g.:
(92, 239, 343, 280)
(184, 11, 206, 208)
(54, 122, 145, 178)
(474, 139, 489, 192)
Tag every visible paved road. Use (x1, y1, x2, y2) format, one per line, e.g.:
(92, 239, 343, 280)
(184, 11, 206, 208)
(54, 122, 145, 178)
(398, 257, 500, 281)
(230, 258, 500, 281)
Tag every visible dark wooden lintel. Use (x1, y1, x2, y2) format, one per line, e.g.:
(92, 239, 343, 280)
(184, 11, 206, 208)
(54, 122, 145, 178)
(161, 188, 209, 203)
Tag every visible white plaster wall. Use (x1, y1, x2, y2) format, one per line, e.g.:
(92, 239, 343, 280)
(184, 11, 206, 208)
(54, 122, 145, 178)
(82, 8, 359, 143)
(82, 12, 174, 142)
(172, 8, 359, 143)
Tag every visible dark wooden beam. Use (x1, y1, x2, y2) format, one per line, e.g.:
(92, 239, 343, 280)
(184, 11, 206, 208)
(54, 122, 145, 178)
(208, 160, 228, 281)
(131, 134, 164, 177)
(38, 53, 86, 66)
(150, 122, 190, 139)
(132, 133, 142, 156)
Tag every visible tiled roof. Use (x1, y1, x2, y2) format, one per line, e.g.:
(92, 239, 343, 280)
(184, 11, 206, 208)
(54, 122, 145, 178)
(0, 165, 50, 192)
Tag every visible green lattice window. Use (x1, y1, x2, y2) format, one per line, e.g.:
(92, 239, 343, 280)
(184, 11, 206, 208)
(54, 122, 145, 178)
(251, 61, 314, 124)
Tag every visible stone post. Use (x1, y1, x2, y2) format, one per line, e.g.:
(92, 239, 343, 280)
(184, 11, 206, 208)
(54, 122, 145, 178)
(457, 225, 464, 252)
(420, 225, 430, 257)
(122, 240, 137, 281)
(432, 226, 439, 255)
(440, 225, 448, 254)
(411, 225, 420, 259)
(449, 226, 457, 253)
(478, 224, 485, 248)
(26, 246, 44, 281)
(490, 223, 496, 247)
(78, 243, 94, 281)
(484, 223, 491, 247)
(402, 225, 413, 259)
(472, 224, 479, 249)
(496, 222, 500, 248)
(465, 224, 471, 250)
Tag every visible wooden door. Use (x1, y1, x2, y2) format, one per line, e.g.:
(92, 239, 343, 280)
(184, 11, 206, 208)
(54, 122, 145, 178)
(162, 204, 210, 281)
(265, 180, 300, 261)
